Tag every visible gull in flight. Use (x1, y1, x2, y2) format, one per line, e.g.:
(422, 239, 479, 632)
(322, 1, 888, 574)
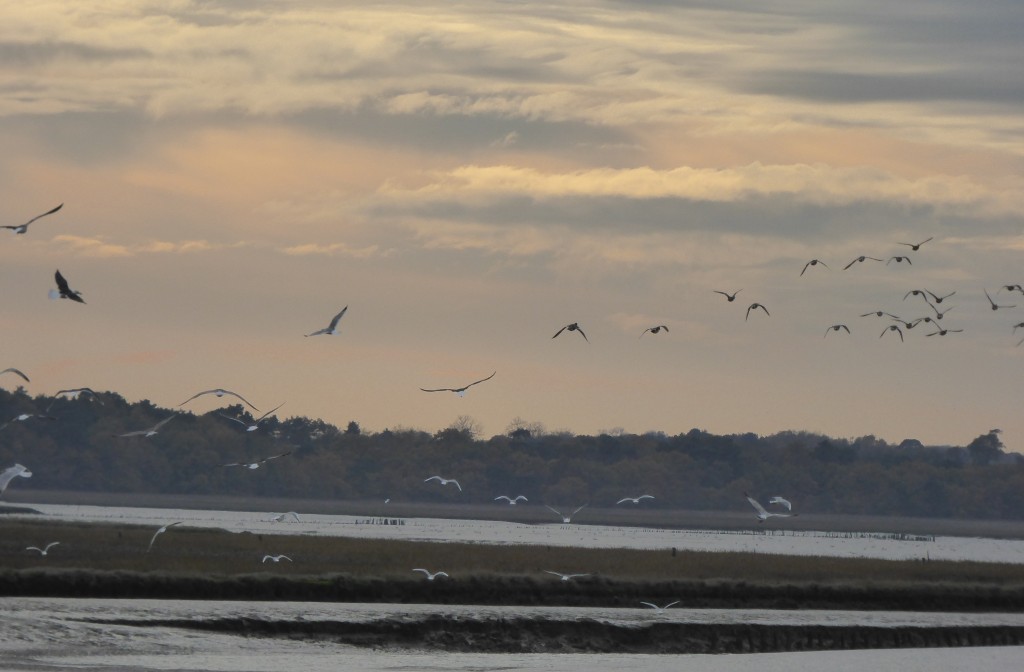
(897, 237, 933, 251)
(545, 570, 590, 582)
(1, 368, 30, 383)
(552, 322, 588, 342)
(880, 325, 904, 342)
(3, 203, 62, 234)
(800, 259, 828, 276)
(843, 256, 883, 270)
(54, 387, 103, 402)
(116, 415, 175, 438)
(746, 303, 769, 321)
(271, 511, 300, 522)
(769, 496, 793, 511)
(984, 289, 1015, 311)
(639, 325, 669, 338)
(824, 324, 850, 337)
(495, 495, 528, 505)
(26, 542, 60, 556)
(545, 504, 586, 523)
(420, 371, 496, 396)
(424, 475, 462, 491)
(1, 411, 56, 430)
(713, 290, 741, 302)
(413, 568, 449, 581)
(221, 451, 291, 470)
(147, 521, 182, 552)
(49, 270, 85, 303)
(305, 306, 348, 337)
(262, 554, 292, 563)
(0, 463, 32, 496)
(640, 600, 680, 612)
(180, 388, 259, 412)
(219, 402, 284, 432)
(745, 493, 796, 523)
(617, 495, 655, 505)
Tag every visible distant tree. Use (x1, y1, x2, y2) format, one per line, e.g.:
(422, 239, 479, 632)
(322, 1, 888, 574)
(345, 420, 361, 436)
(967, 429, 1004, 466)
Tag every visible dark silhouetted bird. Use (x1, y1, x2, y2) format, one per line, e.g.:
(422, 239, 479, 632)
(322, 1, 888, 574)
(746, 303, 769, 321)
(713, 290, 741, 302)
(843, 256, 882, 270)
(50, 270, 85, 303)
(824, 324, 850, 337)
(800, 259, 828, 276)
(897, 237, 933, 251)
(639, 325, 669, 338)
(887, 256, 912, 265)
(420, 371, 496, 396)
(553, 323, 588, 342)
(984, 289, 1015, 311)
(880, 325, 904, 342)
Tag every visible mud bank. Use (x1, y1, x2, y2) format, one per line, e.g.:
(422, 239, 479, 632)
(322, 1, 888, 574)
(83, 614, 1024, 653)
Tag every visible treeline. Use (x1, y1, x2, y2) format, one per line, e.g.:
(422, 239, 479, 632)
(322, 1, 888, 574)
(2, 387, 1023, 520)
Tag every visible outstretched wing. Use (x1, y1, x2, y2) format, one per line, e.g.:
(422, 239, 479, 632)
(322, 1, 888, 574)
(1, 368, 30, 382)
(464, 371, 497, 389)
(327, 306, 348, 329)
(745, 493, 769, 517)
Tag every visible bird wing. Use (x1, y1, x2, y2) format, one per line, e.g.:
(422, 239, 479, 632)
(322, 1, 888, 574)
(543, 571, 565, 578)
(640, 602, 659, 610)
(44, 542, 60, 552)
(572, 504, 587, 515)
(576, 326, 589, 342)
(327, 306, 348, 329)
(23, 203, 63, 228)
(217, 413, 248, 427)
(425, 476, 442, 483)
(616, 497, 631, 504)
(259, 451, 291, 464)
(54, 270, 71, 293)
(745, 494, 769, 517)
(464, 371, 497, 389)
(450, 479, 462, 491)
(544, 505, 562, 517)
(413, 568, 430, 575)
(843, 258, 858, 270)
(1, 368, 30, 382)
(253, 402, 285, 423)
(0, 464, 32, 491)
(800, 261, 811, 276)
(223, 390, 259, 411)
(419, 386, 456, 393)
(515, 496, 528, 502)
(638, 495, 654, 500)
(552, 325, 568, 339)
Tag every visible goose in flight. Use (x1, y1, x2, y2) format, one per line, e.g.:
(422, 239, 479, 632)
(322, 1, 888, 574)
(116, 415, 175, 438)
(617, 495, 654, 505)
(26, 542, 60, 556)
(49, 270, 85, 303)
(984, 289, 1015, 311)
(824, 324, 850, 337)
(745, 303, 769, 321)
(639, 325, 669, 338)
(146, 521, 182, 552)
(843, 255, 882, 270)
(927, 328, 964, 337)
(897, 237, 933, 251)
(0, 463, 32, 496)
(180, 388, 259, 412)
(420, 371, 496, 396)
(495, 495, 528, 505)
(926, 289, 956, 304)
(219, 402, 284, 432)
(800, 259, 828, 276)
(887, 256, 912, 265)
(262, 554, 292, 563)
(861, 310, 899, 319)
(640, 600, 680, 612)
(545, 504, 586, 523)
(305, 305, 348, 337)
(413, 568, 449, 581)
(903, 289, 928, 302)
(425, 475, 462, 491)
(713, 290, 741, 302)
(221, 451, 291, 470)
(3, 203, 62, 234)
(1, 368, 29, 383)
(271, 511, 300, 522)
(745, 493, 796, 522)
(768, 496, 792, 511)
(545, 570, 590, 582)
(552, 322, 588, 342)
(880, 325, 904, 342)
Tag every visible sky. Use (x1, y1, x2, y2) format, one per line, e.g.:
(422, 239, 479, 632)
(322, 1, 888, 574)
(1, 0, 1022, 450)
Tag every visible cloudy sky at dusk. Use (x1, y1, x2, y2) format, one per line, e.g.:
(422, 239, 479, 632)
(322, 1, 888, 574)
(1, 0, 1022, 449)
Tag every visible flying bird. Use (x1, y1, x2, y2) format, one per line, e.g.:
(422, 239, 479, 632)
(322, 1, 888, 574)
(424, 475, 462, 491)
(1, 412, 56, 430)
(544, 570, 590, 582)
(768, 496, 793, 511)
(49, 270, 85, 303)
(305, 306, 348, 337)
(617, 495, 655, 505)
(271, 511, 301, 522)
(897, 237, 933, 251)
(927, 328, 964, 337)
(221, 451, 291, 470)
(495, 495, 528, 505)
(843, 256, 883, 270)
(800, 259, 828, 276)
(880, 325, 904, 342)
(745, 493, 796, 522)
(1012, 322, 1024, 333)
(640, 600, 680, 612)
(713, 290, 742, 302)
(746, 303, 769, 321)
(219, 402, 285, 432)
(3, 203, 62, 234)
(887, 256, 912, 265)
(26, 542, 60, 556)
(824, 324, 850, 337)
(545, 504, 587, 523)
(639, 325, 669, 338)
(146, 521, 182, 552)
(262, 554, 292, 563)
(413, 568, 449, 581)
(0, 368, 30, 383)
(926, 302, 953, 320)
(0, 463, 32, 496)
(984, 289, 1015, 311)
(552, 322, 588, 342)
(179, 388, 259, 412)
(926, 289, 956, 304)
(861, 310, 899, 319)
(999, 284, 1024, 294)
(116, 415, 175, 438)
(420, 371, 496, 396)
(54, 387, 103, 402)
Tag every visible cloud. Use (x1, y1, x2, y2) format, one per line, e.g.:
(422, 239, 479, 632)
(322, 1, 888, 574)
(52, 235, 222, 257)
(281, 242, 386, 258)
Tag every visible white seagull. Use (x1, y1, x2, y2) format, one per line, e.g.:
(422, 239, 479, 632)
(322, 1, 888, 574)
(262, 554, 293, 563)
(424, 475, 462, 491)
(26, 542, 60, 556)
(640, 600, 680, 612)
(0, 463, 32, 496)
(221, 451, 291, 470)
(147, 521, 182, 552)
(179, 388, 259, 412)
(219, 402, 285, 432)
(545, 504, 587, 523)
(545, 570, 590, 582)
(116, 415, 175, 438)
(768, 496, 793, 511)
(305, 306, 348, 337)
(1, 368, 30, 383)
(413, 568, 449, 581)
(53, 387, 103, 403)
(420, 371, 496, 397)
(745, 493, 796, 523)
(495, 495, 528, 505)
(3, 203, 63, 234)
(617, 495, 655, 505)
(1, 412, 56, 430)
(271, 511, 301, 523)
